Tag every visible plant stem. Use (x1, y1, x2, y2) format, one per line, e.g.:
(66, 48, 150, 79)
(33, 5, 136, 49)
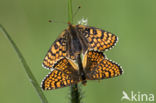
(68, 0, 81, 103)
(68, 0, 73, 23)
(70, 84, 80, 103)
(0, 24, 48, 103)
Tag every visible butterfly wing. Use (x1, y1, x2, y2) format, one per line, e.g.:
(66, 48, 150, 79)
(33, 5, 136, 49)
(42, 69, 76, 90)
(42, 31, 68, 69)
(84, 51, 123, 80)
(53, 57, 79, 77)
(77, 25, 118, 51)
(87, 59, 123, 80)
(42, 58, 79, 90)
(83, 50, 104, 72)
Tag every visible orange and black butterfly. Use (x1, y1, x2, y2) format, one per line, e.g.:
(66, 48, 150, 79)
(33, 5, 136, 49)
(41, 50, 123, 90)
(42, 23, 118, 69)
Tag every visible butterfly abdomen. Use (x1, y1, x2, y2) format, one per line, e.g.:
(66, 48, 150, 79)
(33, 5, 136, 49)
(81, 72, 87, 85)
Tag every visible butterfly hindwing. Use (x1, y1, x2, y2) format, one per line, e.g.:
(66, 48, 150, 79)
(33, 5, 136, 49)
(42, 31, 68, 69)
(85, 51, 123, 80)
(77, 25, 118, 51)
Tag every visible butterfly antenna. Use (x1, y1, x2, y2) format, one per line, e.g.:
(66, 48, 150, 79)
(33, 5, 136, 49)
(73, 6, 81, 19)
(48, 19, 66, 25)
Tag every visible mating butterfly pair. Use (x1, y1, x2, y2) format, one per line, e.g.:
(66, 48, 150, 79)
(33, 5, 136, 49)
(41, 24, 122, 90)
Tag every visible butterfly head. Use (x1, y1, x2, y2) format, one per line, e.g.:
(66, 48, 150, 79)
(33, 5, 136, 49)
(67, 22, 72, 27)
(82, 80, 87, 86)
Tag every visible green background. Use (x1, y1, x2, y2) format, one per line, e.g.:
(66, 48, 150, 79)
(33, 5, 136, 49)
(0, 0, 156, 103)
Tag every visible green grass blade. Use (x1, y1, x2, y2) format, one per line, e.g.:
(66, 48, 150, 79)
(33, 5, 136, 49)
(0, 24, 48, 103)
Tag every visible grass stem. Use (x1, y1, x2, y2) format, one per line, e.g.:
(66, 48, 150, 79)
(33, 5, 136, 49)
(0, 24, 48, 103)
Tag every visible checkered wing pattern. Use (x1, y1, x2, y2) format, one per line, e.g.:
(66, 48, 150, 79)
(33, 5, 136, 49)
(42, 69, 76, 90)
(77, 25, 118, 51)
(42, 31, 68, 69)
(53, 58, 78, 75)
(42, 58, 79, 90)
(83, 50, 104, 72)
(84, 51, 123, 80)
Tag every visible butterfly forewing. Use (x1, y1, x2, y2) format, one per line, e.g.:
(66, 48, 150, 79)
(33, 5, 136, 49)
(42, 31, 68, 69)
(83, 50, 104, 72)
(53, 58, 79, 78)
(77, 25, 118, 51)
(42, 58, 79, 90)
(86, 52, 123, 80)
(42, 69, 76, 90)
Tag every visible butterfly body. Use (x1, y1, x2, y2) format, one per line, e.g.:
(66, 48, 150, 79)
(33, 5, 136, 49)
(76, 54, 87, 85)
(66, 24, 88, 60)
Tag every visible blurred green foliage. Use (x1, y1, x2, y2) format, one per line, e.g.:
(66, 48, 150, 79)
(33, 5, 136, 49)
(0, 0, 156, 103)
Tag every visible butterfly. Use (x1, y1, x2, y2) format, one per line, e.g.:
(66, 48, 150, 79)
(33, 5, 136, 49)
(42, 23, 118, 69)
(41, 50, 123, 90)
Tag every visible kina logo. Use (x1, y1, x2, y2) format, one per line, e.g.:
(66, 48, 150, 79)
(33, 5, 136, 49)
(121, 90, 154, 102)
